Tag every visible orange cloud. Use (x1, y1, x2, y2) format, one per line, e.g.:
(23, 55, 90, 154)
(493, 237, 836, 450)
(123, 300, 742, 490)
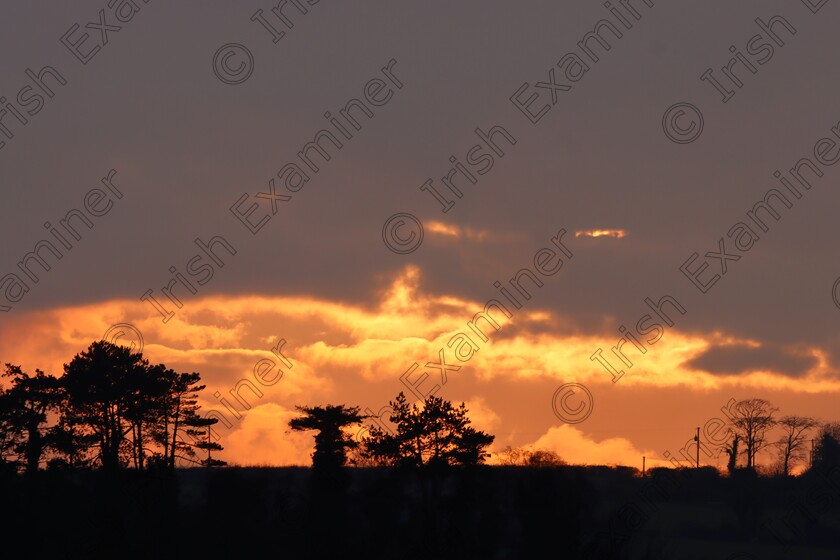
(575, 229, 627, 239)
(427, 220, 491, 241)
(1, 266, 839, 466)
(463, 396, 501, 434)
(1, 269, 837, 398)
(221, 403, 313, 466)
(527, 424, 654, 467)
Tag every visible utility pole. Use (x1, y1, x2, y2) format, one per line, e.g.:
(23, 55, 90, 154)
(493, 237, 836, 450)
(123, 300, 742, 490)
(642, 456, 646, 477)
(694, 427, 700, 468)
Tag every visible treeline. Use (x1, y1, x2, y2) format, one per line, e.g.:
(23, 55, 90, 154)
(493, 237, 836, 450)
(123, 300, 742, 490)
(5, 341, 840, 477)
(289, 392, 496, 469)
(718, 398, 840, 475)
(0, 340, 497, 474)
(0, 341, 222, 473)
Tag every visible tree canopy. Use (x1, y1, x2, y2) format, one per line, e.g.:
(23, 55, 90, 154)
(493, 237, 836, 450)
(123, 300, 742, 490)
(289, 404, 366, 469)
(812, 422, 840, 473)
(363, 392, 494, 467)
(0, 341, 222, 472)
(729, 398, 778, 471)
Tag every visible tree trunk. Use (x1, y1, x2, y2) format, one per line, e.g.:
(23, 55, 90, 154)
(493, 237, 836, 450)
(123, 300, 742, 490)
(169, 398, 181, 469)
(137, 423, 144, 471)
(25, 422, 41, 474)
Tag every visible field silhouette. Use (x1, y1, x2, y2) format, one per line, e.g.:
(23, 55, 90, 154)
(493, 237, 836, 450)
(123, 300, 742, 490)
(3, 464, 840, 559)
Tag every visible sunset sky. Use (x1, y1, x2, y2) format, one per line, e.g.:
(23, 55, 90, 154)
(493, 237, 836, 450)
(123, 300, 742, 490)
(1, 0, 839, 470)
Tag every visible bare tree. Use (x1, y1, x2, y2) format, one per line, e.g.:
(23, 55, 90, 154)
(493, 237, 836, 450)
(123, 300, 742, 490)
(729, 398, 778, 470)
(523, 449, 565, 467)
(497, 445, 524, 466)
(775, 415, 819, 476)
(495, 446, 564, 466)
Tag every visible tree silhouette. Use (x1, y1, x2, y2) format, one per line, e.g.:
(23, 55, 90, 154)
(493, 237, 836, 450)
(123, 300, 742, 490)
(47, 420, 92, 469)
(365, 393, 422, 467)
(289, 404, 366, 469)
(61, 341, 149, 469)
(497, 445, 524, 466)
(185, 413, 225, 467)
(123, 363, 170, 470)
(812, 422, 840, 473)
(725, 434, 740, 474)
(497, 445, 566, 467)
(497, 446, 565, 466)
(775, 415, 818, 476)
(364, 392, 494, 467)
(523, 449, 565, 467)
(0, 364, 60, 473)
(0, 391, 18, 470)
(729, 398, 777, 471)
(41, 340, 223, 471)
(0, 342, 224, 473)
(149, 369, 224, 468)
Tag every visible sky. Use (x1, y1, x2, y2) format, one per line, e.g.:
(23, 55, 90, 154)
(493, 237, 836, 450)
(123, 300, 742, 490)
(1, 0, 839, 470)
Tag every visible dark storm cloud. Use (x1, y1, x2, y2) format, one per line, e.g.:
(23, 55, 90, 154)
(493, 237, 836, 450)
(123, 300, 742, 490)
(684, 344, 817, 378)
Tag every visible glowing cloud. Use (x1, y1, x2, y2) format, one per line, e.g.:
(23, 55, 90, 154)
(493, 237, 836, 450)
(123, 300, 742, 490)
(1, 266, 838, 466)
(527, 424, 655, 467)
(575, 229, 627, 239)
(221, 403, 313, 466)
(427, 220, 490, 241)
